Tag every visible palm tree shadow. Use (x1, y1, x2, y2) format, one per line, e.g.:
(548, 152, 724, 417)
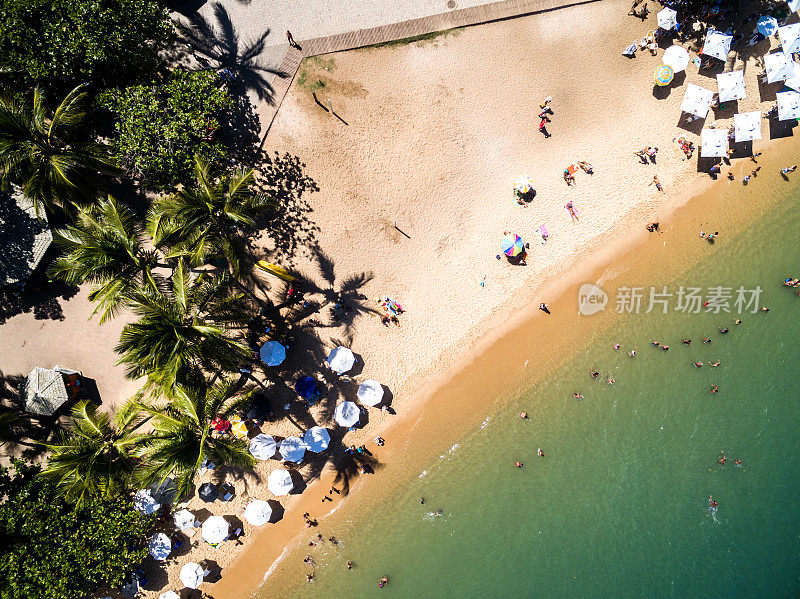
(330, 451, 380, 496)
(175, 1, 286, 104)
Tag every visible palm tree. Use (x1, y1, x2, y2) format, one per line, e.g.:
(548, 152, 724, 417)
(0, 85, 118, 216)
(40, 400, 146, 506)
(135, 376, 256, 498)
(115, 259, 251, 390)
(49, 197, 165, 323)
(148, 155, 271, 276)
(175, 2, 284, 102)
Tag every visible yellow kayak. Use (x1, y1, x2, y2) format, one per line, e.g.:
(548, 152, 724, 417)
(255, 260, 295, 282)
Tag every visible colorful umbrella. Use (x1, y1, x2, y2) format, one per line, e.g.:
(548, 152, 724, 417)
(757, 16, 779, 37)
(229, 415, 249, 439)
(501, 234, 524, 257)
(654, 64, 674, 86)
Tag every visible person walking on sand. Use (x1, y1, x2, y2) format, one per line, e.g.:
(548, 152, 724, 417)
(539, 303, 551, 314)
(634, 147, 650, 163)
(780, 165, 797, 175)
(649, 175, 663, 191)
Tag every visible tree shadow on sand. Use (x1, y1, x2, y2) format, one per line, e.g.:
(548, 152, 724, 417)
(248, 152, 320, 266)
(174, 1, 286, 104)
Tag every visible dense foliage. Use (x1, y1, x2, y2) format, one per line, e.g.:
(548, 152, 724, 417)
(0, 0, 174, 95)
(100, 70, 233, 188)
(0, 460, 151, 599)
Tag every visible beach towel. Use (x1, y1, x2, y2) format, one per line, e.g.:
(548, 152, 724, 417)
(623, 43, 637, 57)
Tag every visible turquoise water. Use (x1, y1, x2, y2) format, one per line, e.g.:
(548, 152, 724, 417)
(290, 190, 800, 598)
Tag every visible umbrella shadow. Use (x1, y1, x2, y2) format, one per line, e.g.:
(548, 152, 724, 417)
(768, 116, 797, 139)
(267, 499, 285, 523)
(676, 113, 705, 135)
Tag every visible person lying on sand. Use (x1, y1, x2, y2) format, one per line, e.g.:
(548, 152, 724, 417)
(578, 161, 593, 174)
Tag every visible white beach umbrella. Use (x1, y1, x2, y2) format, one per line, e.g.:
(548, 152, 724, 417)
(702, 30, 732, 61)
(357, 379, 384, 406)
(733, 112, 763, 142)
(680, 84, 715, 118)
(249, 433, 277, 460)
(303, 426, 330, 453)
(663, 45, 690, 72)
(159, 592, 180, 599)
(259, 341, 286, 366)
(179, 562, 204, 589)
(514, 174, 534, 193)
(790, 0, 800, 12)
(334, 401, 360, 427)
(777, 90, 800, 120)
(779, 23, 800, 54)
(765, 52, 797, 83)
(268, 468, 294, 496)
(700, 129, 728, 158)
(326, 346, 355, 374)
(133, 489, 161, 515)
(657, 7, 678, 30)
(716, 70, 746, 102)
(148, 533, 171, 561)
(174, 508, 196, 532)
(202, 515, 229, 545)
(279, 436, 306, 463)
(244, 499, 273, 526)
(785, 75, 800, 92)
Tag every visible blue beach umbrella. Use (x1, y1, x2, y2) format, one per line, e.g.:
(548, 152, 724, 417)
(295, 376, 318, 399)
(501, 233, 525, 257)
(758, 16, 779, 37)
(259, 341, 286, 366)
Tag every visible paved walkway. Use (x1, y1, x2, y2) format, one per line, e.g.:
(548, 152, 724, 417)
(174, 0, 599, 137)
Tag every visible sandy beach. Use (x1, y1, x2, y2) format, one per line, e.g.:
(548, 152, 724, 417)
(2, 0, 798, 597)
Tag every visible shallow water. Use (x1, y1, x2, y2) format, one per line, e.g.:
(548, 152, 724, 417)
(287, 187, 800, 598)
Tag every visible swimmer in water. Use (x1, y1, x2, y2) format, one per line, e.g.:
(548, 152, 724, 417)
(519, 411, 528, 419)
(607, 376, 615, 385)
(709, 495, 718, 509)
(515, 461, 524, 468)
(659, 344, 669, 350)
(379, 576, 389, 588)
(614, 343, 620, 350)
(347, 560, 353, 570)
(682, 339, 691, 345)
(734, 319, 742, 325)
(629, 348, 637, 357)
(590, 368, 600, 379)
(650, 340, 660, 347)
(718, 326, 729, 334)
(702, 337, 711, 344)
(573, 392, 584, 400)
(734, 459, 742, 468)
(761, 305, 769, 312)
(420, 497, 425, 505)
(718, 451, 726, 466)
(709, 385, 719, 394)
(693, 361, 703, 368)
(709, 360, 720, 367)
(538, 448, 545, 457)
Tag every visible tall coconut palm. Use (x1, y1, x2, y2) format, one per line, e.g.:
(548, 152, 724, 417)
(115, 259, 251, 390)
(49, 196, 165, 323)
(148, 155, 271, 276)
(40, 400, 147, 507)
(0, 85, 118, 216)
(135, 376, 255, 497)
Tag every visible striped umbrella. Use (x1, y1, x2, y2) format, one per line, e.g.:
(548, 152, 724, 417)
(229, 415, 249, 439)
(654, 64, 674, 86)
(501, 234, 524, 257)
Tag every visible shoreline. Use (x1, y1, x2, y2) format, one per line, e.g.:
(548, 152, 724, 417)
(213, 133, 800, 598)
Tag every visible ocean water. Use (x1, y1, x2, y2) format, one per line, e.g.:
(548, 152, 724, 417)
(290, 188, 800, 598)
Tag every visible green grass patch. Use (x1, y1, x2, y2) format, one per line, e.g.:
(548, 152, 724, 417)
(367, 28, 461, 49)
(296, 55, 335, 92)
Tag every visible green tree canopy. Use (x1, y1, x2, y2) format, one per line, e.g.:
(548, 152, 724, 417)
(136, 377, 255, 497)
(115, 259, 251, 390)
(0, 85, 118, 216)
(0, 0, 174, 95)
(0, 460, 151, 599)
(99, 69, 233, 189)
(149, 155, 271, 275)
(50, 196, 165, 323)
